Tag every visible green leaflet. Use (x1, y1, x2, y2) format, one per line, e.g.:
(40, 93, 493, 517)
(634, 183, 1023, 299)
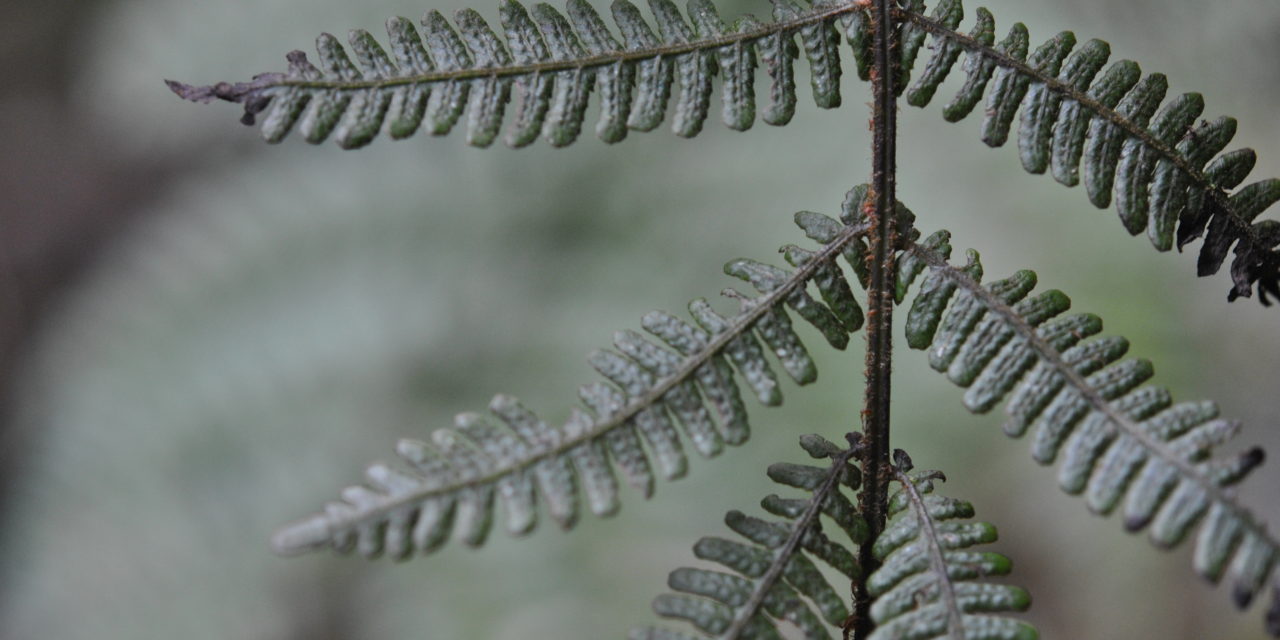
(268, 196, 869, 561)
(772, 0, 841, 109)
(867, 455, 1037, 640)
(456, 9, 513, 146)
(421, 11, 474, 136)
(976, 21, 1030, 147)
(1052, 58, 1139, 187)
(1019, 37, 1109, 175)
(632, 435, 866, 640)
(901, 237, 1280, 636)
(904, 0, 963, 107)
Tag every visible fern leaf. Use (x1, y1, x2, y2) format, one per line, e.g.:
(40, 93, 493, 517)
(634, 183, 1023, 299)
(888, 1, 1280, 303)
(632, 434, 867, 640)
(167, 0, 871, 148)
(269, 191, 874, 559)
(900, 235, 1280, 636)
(867, 451, 1037, 640)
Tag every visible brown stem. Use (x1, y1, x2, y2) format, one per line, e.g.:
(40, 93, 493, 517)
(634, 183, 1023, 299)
(850, 0, 898, 638)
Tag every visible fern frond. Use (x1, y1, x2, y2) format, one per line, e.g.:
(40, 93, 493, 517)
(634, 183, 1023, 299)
(867, 451, 1036, 640)
(632, 434, 866, 640)
(899, 235, 1280, 636)
(886, 1, 1280, 303)
(270, 190, 875, 559)
(167, 0, 876, 149)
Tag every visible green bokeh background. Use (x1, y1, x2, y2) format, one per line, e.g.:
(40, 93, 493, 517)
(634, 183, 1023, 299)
(1, 0, 1277, 637)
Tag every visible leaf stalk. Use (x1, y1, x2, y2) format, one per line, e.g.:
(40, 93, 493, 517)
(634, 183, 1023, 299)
(852, 0, 899, 637)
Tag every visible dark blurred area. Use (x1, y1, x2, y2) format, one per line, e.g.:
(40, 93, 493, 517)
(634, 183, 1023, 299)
(0, 0, 180, 509)
(1, 0, 1277, 638)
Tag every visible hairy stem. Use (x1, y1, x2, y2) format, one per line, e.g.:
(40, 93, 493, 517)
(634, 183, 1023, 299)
(851, 1, 898, 638)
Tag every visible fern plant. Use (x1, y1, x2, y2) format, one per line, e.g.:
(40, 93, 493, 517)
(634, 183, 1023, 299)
(170, 0, 1280, 636)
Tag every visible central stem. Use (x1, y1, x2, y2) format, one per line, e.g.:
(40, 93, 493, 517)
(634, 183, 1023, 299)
(850, 0, 898, 637)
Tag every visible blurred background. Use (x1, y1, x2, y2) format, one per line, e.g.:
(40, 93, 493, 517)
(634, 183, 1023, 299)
(1, 0, 1277, 637)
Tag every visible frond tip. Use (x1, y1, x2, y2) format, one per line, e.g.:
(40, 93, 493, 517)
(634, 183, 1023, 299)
(270, 191, 872, 560)
(899, 234, 1280, 636)
(632, 433, 868, 640)
(887, 0, 1280, 303)
(167, 0, 871, 149)
(867, 451, 1037, 640)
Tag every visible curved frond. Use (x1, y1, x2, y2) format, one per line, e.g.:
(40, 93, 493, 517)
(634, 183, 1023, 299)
(900, 235, 1280, 636)
(631, 434, 867, 640)
(167, 0, 874, 148)
(887, 1, 1280, 303)
(867, 451, 1037, 640)
(270, 190, 875, 559)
